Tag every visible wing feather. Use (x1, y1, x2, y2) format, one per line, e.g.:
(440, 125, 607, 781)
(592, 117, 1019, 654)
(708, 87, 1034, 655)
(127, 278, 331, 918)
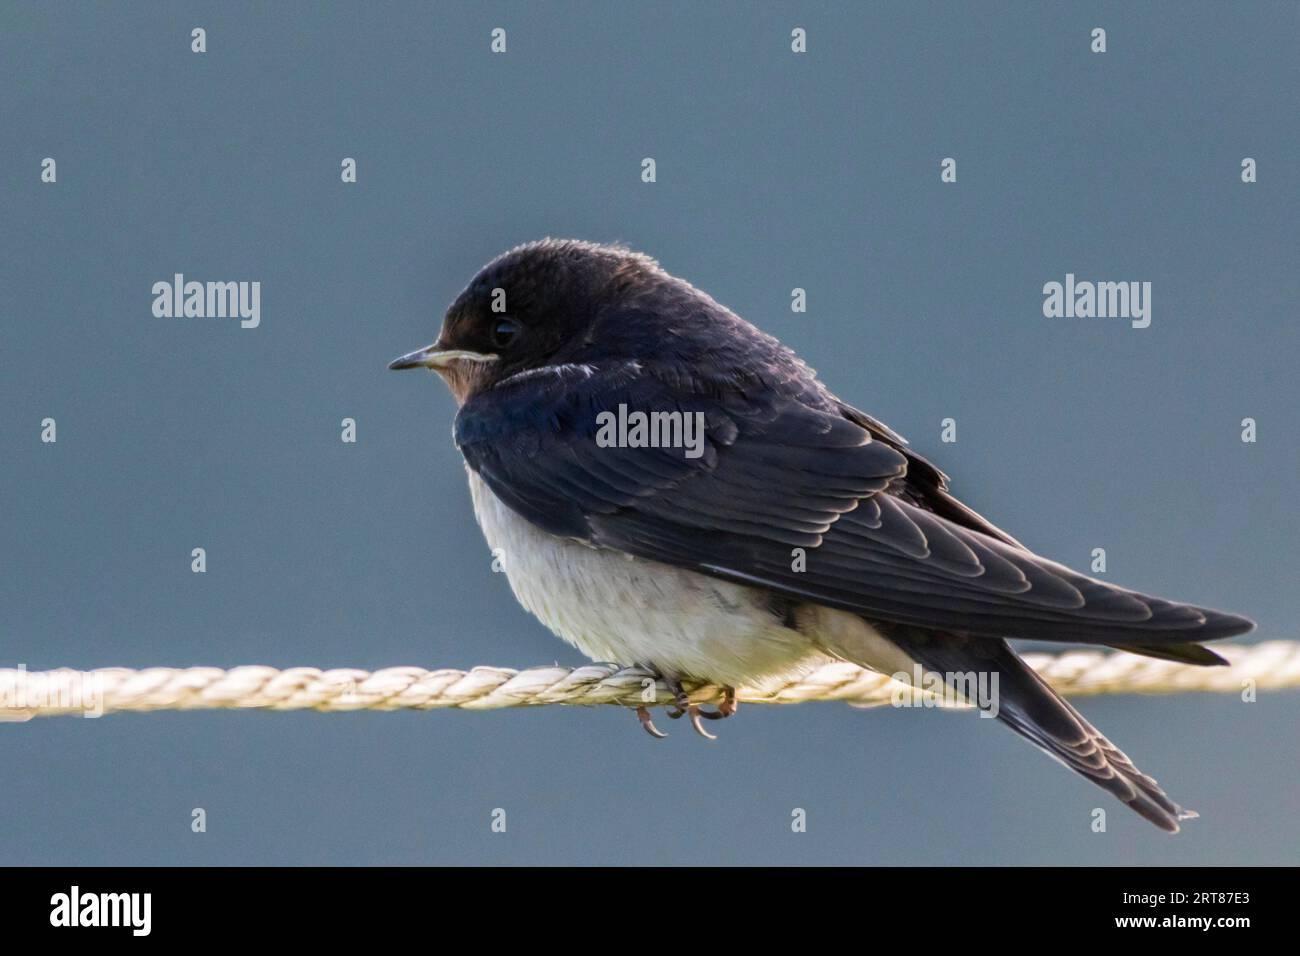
(456, 362, 1254, 644)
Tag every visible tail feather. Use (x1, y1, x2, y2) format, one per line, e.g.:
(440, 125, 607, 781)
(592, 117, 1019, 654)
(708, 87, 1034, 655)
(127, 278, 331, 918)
(1108, 641, 1228, 666)
(886, 626, 1193, 832)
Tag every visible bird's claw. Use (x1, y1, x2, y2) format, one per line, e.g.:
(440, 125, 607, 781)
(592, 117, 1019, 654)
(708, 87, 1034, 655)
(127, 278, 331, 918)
(636, 705, 667, 739)
(664, 682, 738, 739)
(635, 678, 738, 741)
(667, 704, 717, 740)
(695, 687, 738, 720)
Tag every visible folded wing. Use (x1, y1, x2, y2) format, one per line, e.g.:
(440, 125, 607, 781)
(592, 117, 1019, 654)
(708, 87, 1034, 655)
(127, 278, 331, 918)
(455, 361, 1253, 645)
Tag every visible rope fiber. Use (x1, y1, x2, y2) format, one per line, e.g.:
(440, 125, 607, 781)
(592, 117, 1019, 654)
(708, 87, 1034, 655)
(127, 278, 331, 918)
(1, 641, 1296, 722)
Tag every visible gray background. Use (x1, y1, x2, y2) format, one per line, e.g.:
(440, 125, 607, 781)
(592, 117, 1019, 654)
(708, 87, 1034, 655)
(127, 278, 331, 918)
(2, 1, 1297, 865)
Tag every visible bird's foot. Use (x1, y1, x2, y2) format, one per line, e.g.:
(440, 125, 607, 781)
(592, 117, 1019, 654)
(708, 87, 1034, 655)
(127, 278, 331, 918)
(632, 676, 737, 741)
(696, 686, 738, 720)
(665, 680, 737, 740)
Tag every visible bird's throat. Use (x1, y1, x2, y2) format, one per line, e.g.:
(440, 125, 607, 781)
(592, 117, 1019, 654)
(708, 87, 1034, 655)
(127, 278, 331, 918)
(437, 359, 496, 405)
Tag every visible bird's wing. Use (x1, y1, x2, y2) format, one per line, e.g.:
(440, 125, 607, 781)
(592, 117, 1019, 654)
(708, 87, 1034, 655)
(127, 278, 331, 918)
(455, 361, 1252, 645)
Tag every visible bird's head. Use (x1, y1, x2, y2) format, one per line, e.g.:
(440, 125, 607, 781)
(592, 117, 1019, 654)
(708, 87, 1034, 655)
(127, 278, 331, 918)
(388, 238, 667, 403)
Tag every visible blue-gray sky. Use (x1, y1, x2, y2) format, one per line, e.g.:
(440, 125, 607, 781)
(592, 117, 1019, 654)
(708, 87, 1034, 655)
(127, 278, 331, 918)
(2, 1, 1297, 865)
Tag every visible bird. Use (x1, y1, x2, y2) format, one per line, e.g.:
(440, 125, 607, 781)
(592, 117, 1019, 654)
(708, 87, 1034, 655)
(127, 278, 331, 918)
(390, 238, 1254, 832)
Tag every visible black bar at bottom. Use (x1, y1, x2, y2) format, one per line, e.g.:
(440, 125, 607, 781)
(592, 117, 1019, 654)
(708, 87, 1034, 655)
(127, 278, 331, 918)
(0, 866, 1280, 939)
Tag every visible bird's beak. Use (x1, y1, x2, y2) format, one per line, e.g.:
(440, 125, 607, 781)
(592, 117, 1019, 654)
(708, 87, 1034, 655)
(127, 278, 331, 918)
(387, 343, 499, 371)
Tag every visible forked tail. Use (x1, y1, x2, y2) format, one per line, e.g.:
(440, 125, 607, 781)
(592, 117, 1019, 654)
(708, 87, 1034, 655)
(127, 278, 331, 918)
(884, 626, 1194, 832)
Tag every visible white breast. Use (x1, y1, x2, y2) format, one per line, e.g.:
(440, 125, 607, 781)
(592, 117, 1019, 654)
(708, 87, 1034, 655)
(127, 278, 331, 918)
(466, 469, 825, 687)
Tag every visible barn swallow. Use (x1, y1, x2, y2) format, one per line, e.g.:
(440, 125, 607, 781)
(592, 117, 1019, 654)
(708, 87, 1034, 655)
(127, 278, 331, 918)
(390, 239, 1254, 832)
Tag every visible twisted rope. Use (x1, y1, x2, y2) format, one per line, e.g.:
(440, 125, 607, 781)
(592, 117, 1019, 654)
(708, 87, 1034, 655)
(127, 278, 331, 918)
(1, 641, 1295, 722)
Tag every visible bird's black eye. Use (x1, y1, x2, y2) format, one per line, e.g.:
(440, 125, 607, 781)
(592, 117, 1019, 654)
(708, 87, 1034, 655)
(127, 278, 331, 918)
(491, 317, 521, 349)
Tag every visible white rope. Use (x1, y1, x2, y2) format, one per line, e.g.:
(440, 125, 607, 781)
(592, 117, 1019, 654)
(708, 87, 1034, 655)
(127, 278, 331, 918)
(1, 641, 1295, 722)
